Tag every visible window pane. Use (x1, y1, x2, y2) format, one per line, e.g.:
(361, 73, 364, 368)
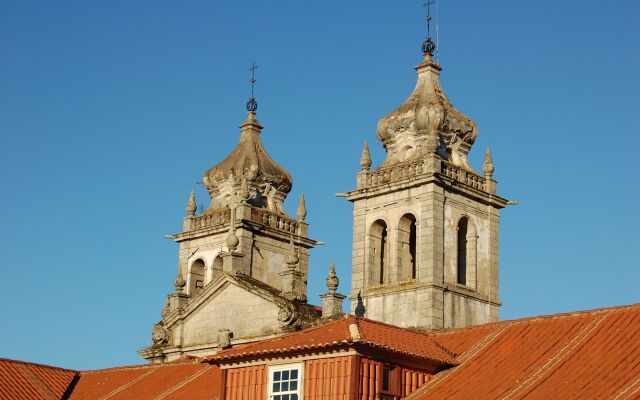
(291, 395, 298, 400)
(282, 370, 290, 380)
(274, 371, 281, 381)
(290, 380, 298, 390)
(274, 396, 281, 400)
(282, 381, 289, 391)
(290, 369, 298, 380)
(273, 382, 280, 392)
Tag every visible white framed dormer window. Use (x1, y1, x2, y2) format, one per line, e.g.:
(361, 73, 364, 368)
(267, 363, 303, 400)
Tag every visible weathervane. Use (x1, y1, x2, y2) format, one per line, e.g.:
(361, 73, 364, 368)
(422, 0, 437, 56)
(246, 62, 258, 112)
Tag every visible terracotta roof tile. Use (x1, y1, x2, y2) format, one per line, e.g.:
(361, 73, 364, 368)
(0, 358, 77, 400)
(408, 303, 640, 400)
(209, 316, 456, 366)
(70, 361, 221, 400)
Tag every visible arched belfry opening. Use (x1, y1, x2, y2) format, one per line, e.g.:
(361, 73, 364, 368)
(457, 217, 477, 288)
(189, 259, 206, 295)
(397, 214, 417, 281)
(212, 255, 223, 279)
(368, 220, 389, 285)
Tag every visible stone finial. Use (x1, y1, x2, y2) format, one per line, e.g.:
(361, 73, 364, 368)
(285, 235, 299, 269)
(348, 321, 361, 342)
(173, 268, 186, 294)
(296, 193, 307, 221)
(483, 147, 495, 178)
(326, 261, 339, 293)
(320, 262, 345, 318)
(218, 328, 233, 349)
(226, 206, 239, 252)
(360, 140, 372, 171)
(186, 190, 197, 216)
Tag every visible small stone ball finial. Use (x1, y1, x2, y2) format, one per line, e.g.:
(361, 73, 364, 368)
(296, 193, 307, 221)
(360, 140, 372, 171)
(226, 205, 240, 252)
(174, 269, 186, 293)
(285, 235, 299, 268)
(186, 190, 197, 216)
(326, 261, 339, 293)
(226, 231, 239, 252)
(483, 147, 495, 178)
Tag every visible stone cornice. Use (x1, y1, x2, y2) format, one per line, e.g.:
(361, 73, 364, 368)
(346, 171, 508, 209)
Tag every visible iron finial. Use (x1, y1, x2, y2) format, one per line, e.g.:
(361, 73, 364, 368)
(246, 62, 258, 112)
(422, 0, 437, 56)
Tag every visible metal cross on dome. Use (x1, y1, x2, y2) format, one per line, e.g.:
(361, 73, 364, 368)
(422, 0, 437, 56)
(246, 62, 258, 112)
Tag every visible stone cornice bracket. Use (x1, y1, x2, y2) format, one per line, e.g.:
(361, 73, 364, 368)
(360, 140, 372, 171)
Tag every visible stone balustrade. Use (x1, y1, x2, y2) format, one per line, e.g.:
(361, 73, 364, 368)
(358, 157, 487, 192)
(250, 208, 299, 235)
(440, 161, 486, 191)
(188, 209, 230, 230)
(362, 159, 425, 187)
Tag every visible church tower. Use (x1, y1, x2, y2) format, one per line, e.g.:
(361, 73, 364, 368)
(345, 28, 510, 330)
(140, 93, 320, 363)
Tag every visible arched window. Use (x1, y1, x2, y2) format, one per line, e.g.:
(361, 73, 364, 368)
(457, 217, 477, 288)
(368, 220, 389, 285)
(189, 259, 206, 295)
(397, 214, 417, 280)
(213, 256, 223, 274)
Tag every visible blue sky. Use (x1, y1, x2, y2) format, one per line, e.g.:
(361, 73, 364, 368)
(0, 1, 638, 370)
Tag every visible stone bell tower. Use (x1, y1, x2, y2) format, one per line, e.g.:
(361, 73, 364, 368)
(140, 94, 320, 363)
(345, 30, 510, 330)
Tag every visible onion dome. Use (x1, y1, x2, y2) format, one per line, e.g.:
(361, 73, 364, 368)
(203, 111, 293, 213)
(376, 53, 478, 171)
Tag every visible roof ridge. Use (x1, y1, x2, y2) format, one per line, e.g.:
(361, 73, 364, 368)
(0, 357, 78, 373)
(213, 317, 350, 356)
(79, 359, 204, 374)
(428, 302, 640, 336)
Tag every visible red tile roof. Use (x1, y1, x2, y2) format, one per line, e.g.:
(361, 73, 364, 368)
(408, 303, 640, 400)
(0, 358, 77, 400)
(69, 360, 222, 400)
(209, 315, 457, 366)
(2, 304, 638, 399)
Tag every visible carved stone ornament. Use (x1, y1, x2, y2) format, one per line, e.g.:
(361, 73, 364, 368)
(218, 328, 233, 349)
(376, 53, 477, 170)
(278, 306, 298, 327)
(161, 297, 171, 319)
(203, 111, 293, 212)
(326, 262, 339, 293)
(152, 323, 170, 345)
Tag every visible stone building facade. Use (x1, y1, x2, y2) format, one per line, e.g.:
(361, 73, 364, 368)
(139, 22, 510, 364)
(345, 52, 509, 330)
(139, 110, 325, 363)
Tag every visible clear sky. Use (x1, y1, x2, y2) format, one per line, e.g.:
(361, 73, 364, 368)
(1, 1, 638, 370)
